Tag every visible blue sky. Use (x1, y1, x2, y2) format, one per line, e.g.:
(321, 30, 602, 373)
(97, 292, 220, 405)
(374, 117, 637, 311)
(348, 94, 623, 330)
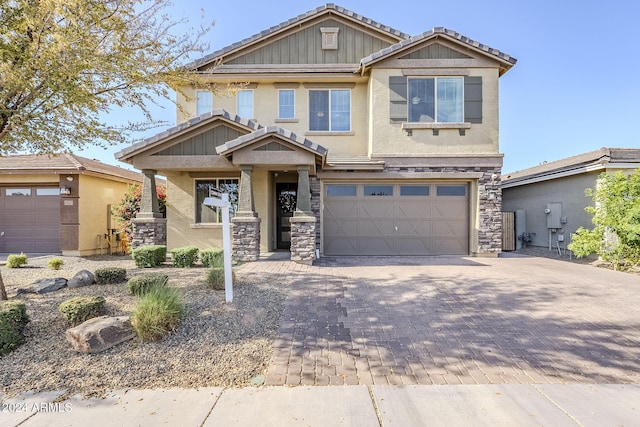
(79, 0, 640, 173)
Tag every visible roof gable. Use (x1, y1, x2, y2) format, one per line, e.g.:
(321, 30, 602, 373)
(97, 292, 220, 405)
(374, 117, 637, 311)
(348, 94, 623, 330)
(217, 126, 328, 157)
(153, 124, 246, 156)
(398, 42, 472, 60)
(190, 4, 408, 70)
(360, 27, 517, 75)
(115, 110, 261, 161)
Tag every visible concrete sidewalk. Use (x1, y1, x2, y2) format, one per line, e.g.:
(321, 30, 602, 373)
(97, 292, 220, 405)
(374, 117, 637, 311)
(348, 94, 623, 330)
(3, 384, 639, 426)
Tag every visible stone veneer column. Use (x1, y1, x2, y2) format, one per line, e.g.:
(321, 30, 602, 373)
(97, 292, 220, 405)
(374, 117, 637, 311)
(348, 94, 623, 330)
(289, 165, 316, 264)
(477, 168, 503, 256)
(290, 216, 316, 265)
(131, 169, 166, 249)
(231, 165, 261, 261)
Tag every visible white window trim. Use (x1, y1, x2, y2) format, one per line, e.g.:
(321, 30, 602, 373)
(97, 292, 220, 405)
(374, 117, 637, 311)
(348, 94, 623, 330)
(196, 90, 213, 116)
(237, 89, 254, 119)
(407, 76, 464, 124)
(309, 88, 351, 132)
(278, 89, 296, 120)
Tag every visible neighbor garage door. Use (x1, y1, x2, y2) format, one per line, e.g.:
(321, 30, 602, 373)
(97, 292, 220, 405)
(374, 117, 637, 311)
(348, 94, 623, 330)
(323, 182, 469, 256)
(0, 186, 60, 252)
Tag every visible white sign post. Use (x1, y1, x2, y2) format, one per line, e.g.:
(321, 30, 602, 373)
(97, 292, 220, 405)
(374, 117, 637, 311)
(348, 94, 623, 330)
(203, 192, 233, 303)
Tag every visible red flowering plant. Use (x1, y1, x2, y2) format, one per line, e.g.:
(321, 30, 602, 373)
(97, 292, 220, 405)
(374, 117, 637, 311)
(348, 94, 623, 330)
(113, 184, 167, 243)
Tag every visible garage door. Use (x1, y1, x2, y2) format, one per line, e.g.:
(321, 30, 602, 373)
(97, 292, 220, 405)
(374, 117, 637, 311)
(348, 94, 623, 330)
(0, 187, 60, 252)
(323, 183, 469, 256)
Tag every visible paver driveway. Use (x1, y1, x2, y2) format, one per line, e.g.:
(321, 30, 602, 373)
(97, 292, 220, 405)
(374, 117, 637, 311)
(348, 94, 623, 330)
(238, 254, 640, 386)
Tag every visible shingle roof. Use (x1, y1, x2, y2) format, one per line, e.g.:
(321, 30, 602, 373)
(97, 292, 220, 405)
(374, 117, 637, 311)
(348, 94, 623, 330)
(360, 27, 517, 72)
(502, 147, 640, 187)
(0, 153, 143, 182)
(187, 3, 410, 70)
(115, 109, 262, 161)
(216, 125, 328, 157)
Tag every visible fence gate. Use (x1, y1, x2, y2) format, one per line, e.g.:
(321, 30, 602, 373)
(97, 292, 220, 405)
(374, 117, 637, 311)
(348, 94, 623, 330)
(502, 211, 516, 251)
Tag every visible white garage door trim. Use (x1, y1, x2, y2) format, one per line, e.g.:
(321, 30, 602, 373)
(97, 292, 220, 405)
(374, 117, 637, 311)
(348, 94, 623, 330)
(323, 182, 469, 256)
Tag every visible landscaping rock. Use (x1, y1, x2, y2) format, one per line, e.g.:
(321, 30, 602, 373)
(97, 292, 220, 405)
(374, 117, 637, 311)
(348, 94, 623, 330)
(17, 277, 67, 295)
(65, 316, 135, 354)
(68, 270, 95, 288)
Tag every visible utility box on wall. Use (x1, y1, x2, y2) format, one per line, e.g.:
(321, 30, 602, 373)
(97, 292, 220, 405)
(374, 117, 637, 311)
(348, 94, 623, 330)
(546, 203, 563, 229)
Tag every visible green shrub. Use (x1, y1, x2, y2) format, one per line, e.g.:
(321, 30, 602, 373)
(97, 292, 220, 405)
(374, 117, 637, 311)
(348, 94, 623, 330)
(126, 273, 169, 296)
(200, 248, 224, 268)
(132, 287, 183, 341)
(206, 267, 235, 291)
(94, 267, 127, 284)
(47, 257, 65, 270)
(6, 253, 28, 268)
(59, 296, 106, 325)
(132, 245, 167, 268)
(0, 300, 30, 356)
(171, 246, 199, 268)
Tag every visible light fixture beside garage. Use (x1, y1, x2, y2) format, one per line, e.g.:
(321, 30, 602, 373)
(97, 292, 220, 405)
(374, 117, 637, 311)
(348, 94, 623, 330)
(60, 185, 71, 195)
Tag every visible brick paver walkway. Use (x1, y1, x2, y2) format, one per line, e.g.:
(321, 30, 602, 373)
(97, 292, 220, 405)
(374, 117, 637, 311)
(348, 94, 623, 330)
(238, 254, 640, 386)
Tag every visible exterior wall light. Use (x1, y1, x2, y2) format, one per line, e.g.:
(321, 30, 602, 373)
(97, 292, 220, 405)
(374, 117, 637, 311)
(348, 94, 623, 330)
(60, 186, 71, 195)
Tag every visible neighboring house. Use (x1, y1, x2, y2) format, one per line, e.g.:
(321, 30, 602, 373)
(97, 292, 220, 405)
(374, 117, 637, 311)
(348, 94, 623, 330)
(116, 3, 516, 263)
(502, 147, 640, 250)
(0, 153, 143, 255)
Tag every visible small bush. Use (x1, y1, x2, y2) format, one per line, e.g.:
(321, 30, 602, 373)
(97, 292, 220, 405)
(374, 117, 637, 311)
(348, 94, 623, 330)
(6, 253, 28, 269)
(59, 296, 106, 325)
(171, 246, 199, 268)
(132, 287, 184, 341)
(47, 257, 65, 270)
(127, 273, 169, 296)
(94, 267, 127, 284)
(132, 245, 167, 268)
(0, 300, 30, 356)
(206, 267, 235, 291)
(200, 248, 224, 268)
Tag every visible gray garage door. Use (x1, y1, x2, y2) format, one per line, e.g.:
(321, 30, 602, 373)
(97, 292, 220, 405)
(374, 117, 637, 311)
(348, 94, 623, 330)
(0, 186, 60, 252)
(323, 182, 469, 256)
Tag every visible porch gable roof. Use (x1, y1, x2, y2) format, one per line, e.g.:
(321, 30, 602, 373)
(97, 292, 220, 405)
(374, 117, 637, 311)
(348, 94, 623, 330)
(115, 109, 261, 162)
(216, 125, 328, 160)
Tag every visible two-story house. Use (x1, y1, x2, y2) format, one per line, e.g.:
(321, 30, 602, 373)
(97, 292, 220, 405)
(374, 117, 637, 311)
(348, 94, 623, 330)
(115, 3, 516, 263)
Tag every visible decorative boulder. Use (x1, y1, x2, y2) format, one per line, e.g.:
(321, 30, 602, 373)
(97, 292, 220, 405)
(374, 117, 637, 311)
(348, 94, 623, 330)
(65, 316, 135, 354)
(68, 270, 95, 288)
(17, 278, 67, 295)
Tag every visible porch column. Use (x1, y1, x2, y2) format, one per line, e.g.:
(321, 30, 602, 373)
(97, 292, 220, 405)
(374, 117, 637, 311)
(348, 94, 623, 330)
(137, 170, 162, 218)
(235, 165, 257, 217)
(131, 169, 166, 249)
(231, 165, 260, 262)
(290, 165, 316, 264)
(294, 165, 313, 216)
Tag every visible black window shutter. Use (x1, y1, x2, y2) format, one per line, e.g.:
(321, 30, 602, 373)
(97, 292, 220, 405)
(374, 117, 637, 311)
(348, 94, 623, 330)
(464, 76, 482, 123)
(389, 76, 407, 123)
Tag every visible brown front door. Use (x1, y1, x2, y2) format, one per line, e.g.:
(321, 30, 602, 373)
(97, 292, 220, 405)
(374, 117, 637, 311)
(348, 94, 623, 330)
(276, 183, 297, 250)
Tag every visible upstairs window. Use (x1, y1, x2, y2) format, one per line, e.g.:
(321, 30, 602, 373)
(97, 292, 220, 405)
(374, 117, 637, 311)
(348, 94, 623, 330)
(278, 90, 295, 119)
(309, 89, 350, 131)
(196, 90, 212, 116)
(237, 90, 254, 119)
(408, 77, 463, 123)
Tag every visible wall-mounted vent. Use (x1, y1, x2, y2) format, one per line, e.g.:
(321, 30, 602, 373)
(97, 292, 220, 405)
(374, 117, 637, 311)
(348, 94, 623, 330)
(321, 27, 339, 50)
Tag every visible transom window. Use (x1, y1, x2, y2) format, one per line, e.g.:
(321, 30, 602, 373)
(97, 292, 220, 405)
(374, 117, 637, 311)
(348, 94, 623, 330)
(196, 90, 212, 116)
(195, 179, 239, 223)
(408, 77, 463, 123)
(309, 89, 350, 131)
(278, 89, 295, 119)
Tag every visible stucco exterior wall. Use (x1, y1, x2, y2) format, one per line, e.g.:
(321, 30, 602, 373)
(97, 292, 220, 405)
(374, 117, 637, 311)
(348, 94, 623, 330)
(0, 174, 58, 184)
(76, 174, 132, 256)
(177, 82, 370, 157)
(368, 67, 500, 157)
(502, 172, 597, 248)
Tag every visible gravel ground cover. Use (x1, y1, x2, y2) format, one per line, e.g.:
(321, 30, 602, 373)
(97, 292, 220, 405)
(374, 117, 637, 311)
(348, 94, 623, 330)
(0, 255, 288, 398)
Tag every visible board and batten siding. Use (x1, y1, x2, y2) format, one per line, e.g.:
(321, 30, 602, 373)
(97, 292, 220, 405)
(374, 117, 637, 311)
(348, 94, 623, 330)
(153, 125, 245, 156)
(227, 19, 393, 65)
